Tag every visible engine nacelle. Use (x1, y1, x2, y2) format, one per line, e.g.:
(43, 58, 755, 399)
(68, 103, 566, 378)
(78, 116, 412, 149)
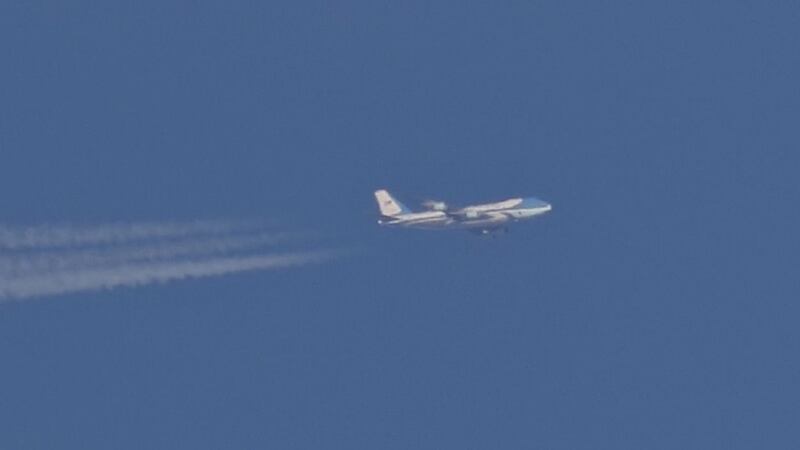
(422, 200, 448, 211)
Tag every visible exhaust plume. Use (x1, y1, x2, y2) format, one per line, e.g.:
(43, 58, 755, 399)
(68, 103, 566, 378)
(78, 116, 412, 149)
(0, 220, 335, 302)
(0, 251, 334, 301)
(0, 220, 262, 250)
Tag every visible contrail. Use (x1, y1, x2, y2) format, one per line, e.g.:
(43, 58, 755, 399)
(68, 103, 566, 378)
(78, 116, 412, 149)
(0, 220, 336, 302)
(0, 251, 335, 301)
(0, 232, 300, 277)
(0, 220, 263, 250)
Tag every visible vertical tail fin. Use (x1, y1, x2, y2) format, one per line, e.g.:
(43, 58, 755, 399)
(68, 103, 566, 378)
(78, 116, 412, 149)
(374, 189, 412, 217)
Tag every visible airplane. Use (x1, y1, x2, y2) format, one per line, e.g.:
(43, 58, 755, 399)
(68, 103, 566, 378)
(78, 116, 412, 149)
(374, 189, 552, 235)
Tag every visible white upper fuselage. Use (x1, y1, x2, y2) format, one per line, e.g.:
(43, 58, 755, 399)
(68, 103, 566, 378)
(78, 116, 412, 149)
(377, 196, 552, 230)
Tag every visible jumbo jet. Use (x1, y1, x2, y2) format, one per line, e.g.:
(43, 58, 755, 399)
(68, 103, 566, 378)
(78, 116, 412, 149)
(374, 189, 552, 235)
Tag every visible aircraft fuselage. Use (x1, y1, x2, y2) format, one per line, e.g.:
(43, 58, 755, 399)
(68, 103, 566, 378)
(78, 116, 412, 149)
(375, 191, 552, 232)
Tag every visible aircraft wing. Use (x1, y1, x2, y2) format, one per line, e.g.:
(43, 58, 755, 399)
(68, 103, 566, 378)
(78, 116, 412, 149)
(445, 209, 493, 221)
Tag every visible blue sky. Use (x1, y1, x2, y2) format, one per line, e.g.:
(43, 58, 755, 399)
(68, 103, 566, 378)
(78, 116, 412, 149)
(2, 1, 799, 448)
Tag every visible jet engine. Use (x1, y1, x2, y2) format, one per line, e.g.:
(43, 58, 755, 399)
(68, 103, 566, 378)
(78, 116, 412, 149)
(422, 200, 448, 211)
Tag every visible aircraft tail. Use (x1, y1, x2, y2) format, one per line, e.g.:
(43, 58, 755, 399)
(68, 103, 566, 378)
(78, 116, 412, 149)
(374, 189, 412, 217)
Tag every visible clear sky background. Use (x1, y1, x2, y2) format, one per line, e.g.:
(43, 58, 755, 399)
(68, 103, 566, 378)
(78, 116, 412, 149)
(2, 1, 799, 448)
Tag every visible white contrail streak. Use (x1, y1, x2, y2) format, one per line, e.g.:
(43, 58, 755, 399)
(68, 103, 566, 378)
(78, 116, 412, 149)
(0, 220, 336, 302)
(0, 251, 335, 301)
(0, 232, 299, 277)
(0, 220, 262, 250)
